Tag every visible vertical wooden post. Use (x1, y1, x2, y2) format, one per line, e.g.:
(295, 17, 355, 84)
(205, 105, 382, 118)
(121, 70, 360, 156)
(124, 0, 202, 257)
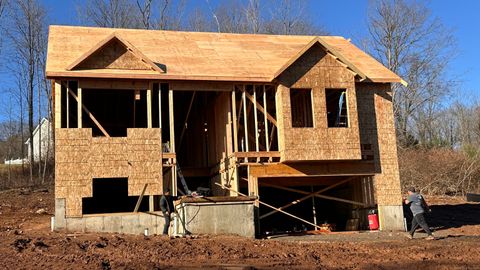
(242, 85, 249, 162)
(253, 86, 259, 154)
(147, 83, 153, 211)
(168, 89, 175, 153)
(147, 83, 152, 128)
(231, 88, 238, 153)
(77, 86, 82, 128)
(54, 81, 61, 129)
(263, 85, 269, 152)
(159, 84, 162, 129)
(169, 88, 177, 196)
(66, 81, 70, 128)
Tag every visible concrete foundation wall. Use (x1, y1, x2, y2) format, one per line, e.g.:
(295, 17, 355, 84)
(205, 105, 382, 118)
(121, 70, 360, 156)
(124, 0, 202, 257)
(176, 202, 255, 238)
(378, 205, 405, 231)
(54, 198, 165, 235)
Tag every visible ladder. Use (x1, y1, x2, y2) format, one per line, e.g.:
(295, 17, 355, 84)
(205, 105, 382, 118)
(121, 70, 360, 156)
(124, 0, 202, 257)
(335, 92, 348, 127)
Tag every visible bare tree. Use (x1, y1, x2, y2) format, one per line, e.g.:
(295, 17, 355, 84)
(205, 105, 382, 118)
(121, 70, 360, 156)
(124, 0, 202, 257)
(155, 0, 185, 30)
(3, 0, 47, 186)
(136, 0, 153, 29)
(367, 0, 456, 147)
(187, 7, 212, 32)
(264, 0, 324, 35)
(245, 0, 261, 34)
(78, 0, 141, 28)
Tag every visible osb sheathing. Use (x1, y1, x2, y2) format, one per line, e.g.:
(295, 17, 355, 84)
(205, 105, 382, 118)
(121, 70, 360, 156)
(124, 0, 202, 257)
(356, 83, 402, 206)
(55, 128, 162, 217)
(276, 43, 361, 161)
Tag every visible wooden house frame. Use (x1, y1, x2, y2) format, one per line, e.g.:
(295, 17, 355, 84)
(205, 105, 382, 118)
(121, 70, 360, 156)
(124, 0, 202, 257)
(47, 25, 406, 235)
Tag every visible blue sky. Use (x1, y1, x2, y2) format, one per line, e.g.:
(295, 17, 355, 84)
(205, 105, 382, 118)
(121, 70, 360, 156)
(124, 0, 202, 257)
(1, 0, 479, 121)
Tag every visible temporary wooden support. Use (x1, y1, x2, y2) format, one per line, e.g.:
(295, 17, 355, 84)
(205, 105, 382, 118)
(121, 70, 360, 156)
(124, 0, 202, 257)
(179, 91, 196, 149)
(259, 177, 361, 219)
(311, 185, 318, 230)
(68, 88, 110, 137)
(215, 182, 322, 230)
(134, 184, 148, 213)
(242, 86, 249, 155)
(231, 89, 238, 152)
(77, 87, 82, 128)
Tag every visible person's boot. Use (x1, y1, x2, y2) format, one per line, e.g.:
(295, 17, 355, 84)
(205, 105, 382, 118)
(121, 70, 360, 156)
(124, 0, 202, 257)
(425, 235, 435, 240)
(404, 232, 413, 239)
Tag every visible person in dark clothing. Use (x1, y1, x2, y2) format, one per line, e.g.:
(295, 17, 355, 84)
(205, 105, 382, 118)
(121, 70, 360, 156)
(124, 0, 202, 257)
(404, 187, 435, 240)
(160, 189, 177, 235)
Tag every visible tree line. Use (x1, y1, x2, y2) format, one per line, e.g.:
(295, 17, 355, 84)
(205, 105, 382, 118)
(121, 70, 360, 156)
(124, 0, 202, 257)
(0, 0, 478, 194)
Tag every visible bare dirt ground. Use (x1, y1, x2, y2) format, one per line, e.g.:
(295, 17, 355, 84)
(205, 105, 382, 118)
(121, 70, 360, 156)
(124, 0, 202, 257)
(1, 188, 479, 270)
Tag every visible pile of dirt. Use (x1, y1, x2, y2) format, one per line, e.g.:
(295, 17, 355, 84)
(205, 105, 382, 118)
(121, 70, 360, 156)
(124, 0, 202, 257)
(0, 188, 479, 269)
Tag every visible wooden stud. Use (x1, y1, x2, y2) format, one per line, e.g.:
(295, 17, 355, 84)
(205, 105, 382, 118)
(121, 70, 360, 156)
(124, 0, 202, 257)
(243, 89, 277, 126)
(263, 85, 270, 153)
(54, 81, 61, 129)
(242, 85, 249, 159)
(66, 81, 70, 128)
(77, 86, 82, 128)
(231, 88, 238, 152)
(253, 86, 259, 156)
(158, 84, 162, 129)
(147, 83, 152, 128)
(168, 88, 175, 153)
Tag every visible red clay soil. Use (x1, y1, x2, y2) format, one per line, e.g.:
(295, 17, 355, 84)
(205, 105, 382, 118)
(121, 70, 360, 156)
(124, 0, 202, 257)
(1, 188, 479, 270)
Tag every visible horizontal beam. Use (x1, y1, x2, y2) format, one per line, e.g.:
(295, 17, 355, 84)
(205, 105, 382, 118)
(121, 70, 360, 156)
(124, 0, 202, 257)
(233, 151, 280, 158)
(249, 162, 375, 178)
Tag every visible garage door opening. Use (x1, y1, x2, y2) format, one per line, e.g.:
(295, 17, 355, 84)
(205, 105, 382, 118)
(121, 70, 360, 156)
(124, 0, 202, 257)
(257, 176, 374, 235)
(82, 178, 149, 214)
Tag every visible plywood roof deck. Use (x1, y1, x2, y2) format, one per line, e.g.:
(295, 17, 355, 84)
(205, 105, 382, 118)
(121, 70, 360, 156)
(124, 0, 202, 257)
(46, 25, 402, 83)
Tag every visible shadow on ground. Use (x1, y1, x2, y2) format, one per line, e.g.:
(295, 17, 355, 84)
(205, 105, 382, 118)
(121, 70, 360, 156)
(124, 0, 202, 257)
(403, 202, 480, 232)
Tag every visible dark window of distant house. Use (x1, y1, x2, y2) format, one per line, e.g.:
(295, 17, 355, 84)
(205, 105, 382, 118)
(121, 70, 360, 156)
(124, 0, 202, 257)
(290, 89, 313, 127)
(326, 89, 348, 128)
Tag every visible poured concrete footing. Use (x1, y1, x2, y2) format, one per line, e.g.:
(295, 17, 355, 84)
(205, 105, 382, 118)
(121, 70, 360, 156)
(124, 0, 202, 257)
(378, 205, 405, 231)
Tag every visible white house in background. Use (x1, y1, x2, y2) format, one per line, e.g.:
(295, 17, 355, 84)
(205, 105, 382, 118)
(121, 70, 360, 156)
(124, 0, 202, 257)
(25, 118, 53, 162)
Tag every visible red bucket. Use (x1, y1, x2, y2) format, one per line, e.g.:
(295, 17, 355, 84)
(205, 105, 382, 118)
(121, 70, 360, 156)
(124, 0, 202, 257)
(368, 214, 379, 230)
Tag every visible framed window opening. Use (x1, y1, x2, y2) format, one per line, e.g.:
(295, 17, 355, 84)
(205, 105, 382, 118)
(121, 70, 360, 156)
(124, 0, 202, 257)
(290, 88, 314, 128)
(326, 89, 348, 128)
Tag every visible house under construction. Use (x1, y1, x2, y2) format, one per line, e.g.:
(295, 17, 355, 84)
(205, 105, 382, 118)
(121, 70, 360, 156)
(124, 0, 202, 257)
(47, 25, 406, 237)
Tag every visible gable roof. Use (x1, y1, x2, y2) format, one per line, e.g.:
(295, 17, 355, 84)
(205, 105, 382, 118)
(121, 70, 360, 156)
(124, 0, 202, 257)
(46, 25, 403, 84)
(66, 32, 165, 73)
